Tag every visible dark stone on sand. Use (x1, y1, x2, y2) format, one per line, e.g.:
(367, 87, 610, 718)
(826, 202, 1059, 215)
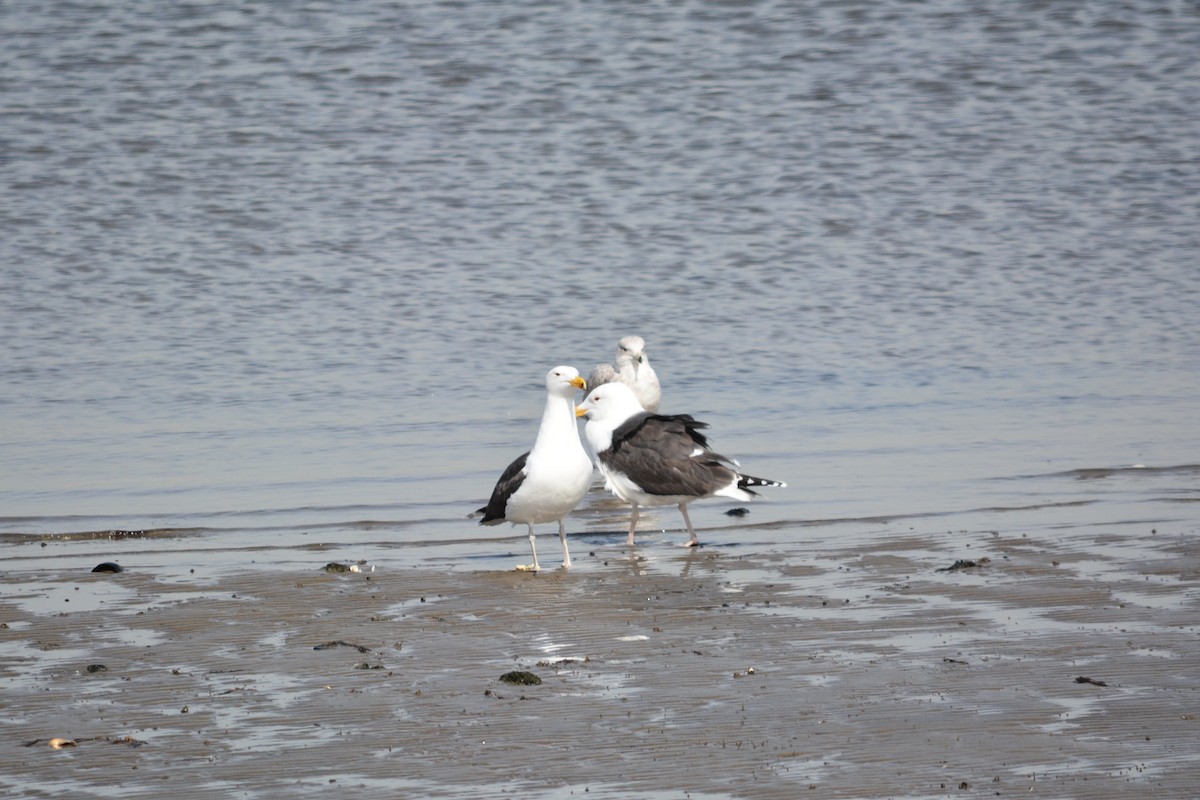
(322, 562, 352, 573)
(91, 562, 124, 573)
(86, 664, 109, 673)
(499, 670, 542, 686)
(725, 507, 750, 517)
(1075, 676, 1108, 686)
(354, 662, 385, 670)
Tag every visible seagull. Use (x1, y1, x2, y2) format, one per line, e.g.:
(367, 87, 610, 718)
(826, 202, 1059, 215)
(576, 381, 784, 548)
(477, 366, 594, 572)
(588, 335, 661, 412)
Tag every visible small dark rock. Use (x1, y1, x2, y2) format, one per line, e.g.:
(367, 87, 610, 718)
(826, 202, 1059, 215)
(322, 562, 352, 573)
(499, 670, 542, 686)
(724, 507, 750, 517)
(86, 664, 109, 673)
(91, 562, 124, 573)
(353, 663, 384, 670)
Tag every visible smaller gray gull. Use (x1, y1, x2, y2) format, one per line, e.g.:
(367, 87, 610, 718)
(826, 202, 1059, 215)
(477, 366, 593, 571)
(576, 381, 785, 547)
(587, 335, 661, 412)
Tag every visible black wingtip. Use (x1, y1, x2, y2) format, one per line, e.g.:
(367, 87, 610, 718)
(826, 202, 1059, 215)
(738, 475, 787, 490)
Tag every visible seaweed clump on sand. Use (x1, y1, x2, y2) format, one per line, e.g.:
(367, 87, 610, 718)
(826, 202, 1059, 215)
(499, 670, 542, 686)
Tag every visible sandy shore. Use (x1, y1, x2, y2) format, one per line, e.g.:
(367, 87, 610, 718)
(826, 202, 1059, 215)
(2, 521, 1197, 799)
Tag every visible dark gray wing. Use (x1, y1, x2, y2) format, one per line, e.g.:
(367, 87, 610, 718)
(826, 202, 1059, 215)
(478, 451, 529, 524)
(604, 414, 738, 498)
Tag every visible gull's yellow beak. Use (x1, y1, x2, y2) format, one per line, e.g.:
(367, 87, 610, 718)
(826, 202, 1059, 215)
(575, 405, 588, 418)
(570, 375, 587, 391)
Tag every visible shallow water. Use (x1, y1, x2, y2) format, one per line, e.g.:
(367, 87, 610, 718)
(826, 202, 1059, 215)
(1, 4, 1199, 793)
(3, 0, 1197, 553)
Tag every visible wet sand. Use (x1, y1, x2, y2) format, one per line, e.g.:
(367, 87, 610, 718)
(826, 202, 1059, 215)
(2, 520, 1197, 799)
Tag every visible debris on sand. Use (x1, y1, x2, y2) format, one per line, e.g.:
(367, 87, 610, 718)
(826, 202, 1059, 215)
(322, 561, 374, 573)
(109, 735, 148, 748)
(1075, 676, 1108, 687)
(25, 735, 146, 749)
(536, 657, 589, 668)
(91, 562, 124, 573)
(936, 558, 991, 572)
(313, 641, 372, 653)
(499, 670, 542, 686)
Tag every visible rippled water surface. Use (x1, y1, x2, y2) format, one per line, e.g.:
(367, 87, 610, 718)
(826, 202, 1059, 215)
(2, 0, 1198, 551)
(3, 4, 1200, 800)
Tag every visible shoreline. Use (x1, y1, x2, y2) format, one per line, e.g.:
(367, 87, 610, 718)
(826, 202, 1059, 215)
(2, 519, 1197, 798)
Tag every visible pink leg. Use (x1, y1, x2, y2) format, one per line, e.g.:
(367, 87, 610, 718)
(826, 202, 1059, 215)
(526, 525, 542, 572)
(627, 505, 640, 547)
(678, 503, 700, 547)
(558, 518, 573, 570)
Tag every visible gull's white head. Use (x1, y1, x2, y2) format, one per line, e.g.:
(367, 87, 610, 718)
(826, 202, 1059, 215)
(577, 380, 645, 423)
(546, 365, 587, 397)
(614, 335, 648, 368)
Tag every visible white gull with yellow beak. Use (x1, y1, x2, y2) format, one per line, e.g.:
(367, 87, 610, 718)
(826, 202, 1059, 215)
(477, 366, 593, 571)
